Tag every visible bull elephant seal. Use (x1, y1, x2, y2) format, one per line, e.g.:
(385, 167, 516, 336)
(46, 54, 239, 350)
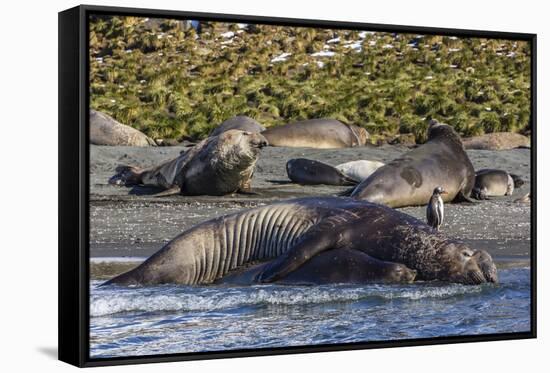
(286, 158, 359, 186)
(462, 132, 530, 150)
(209, 115, 265, 137)
(472, 169, 524, 199)
(335, 160, 385, 182)
(104, 197, 497, 286)
(261, 119, 368, 148)
(90, 110, 156, 147)
(217, 249, 417, 285)
(109, 130, 268, 196)
(349, 120, 476, 207)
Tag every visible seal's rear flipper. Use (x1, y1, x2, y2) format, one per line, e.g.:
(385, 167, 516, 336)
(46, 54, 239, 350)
(341, 175, 360, 186)
(237, 188, 261, 196)
(452, 191, 478, 204)
(337, 186, 356, 197)
(152, 186, 181, 197)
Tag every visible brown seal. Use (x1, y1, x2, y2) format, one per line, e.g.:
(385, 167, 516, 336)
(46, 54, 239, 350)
(90, 109, 156, 147)
(349, 120, 476, 207)
(104, 197, 497, 286)
(462, 132, 530, 150)
(109, 130, 268, 195)
(261, 118, 368, 148)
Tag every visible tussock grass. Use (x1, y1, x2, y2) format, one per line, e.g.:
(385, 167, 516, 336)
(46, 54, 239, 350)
(90, 16, 531, 142)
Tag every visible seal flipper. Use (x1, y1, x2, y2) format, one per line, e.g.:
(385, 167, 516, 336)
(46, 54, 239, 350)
(337, 185, 357, 197)
(256, 231, 337, 283)
(152, 186, 181, 197)
(452, 190, 478, 204)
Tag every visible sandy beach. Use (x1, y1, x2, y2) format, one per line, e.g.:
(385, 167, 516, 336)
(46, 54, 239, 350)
(89, 143, 531, 275)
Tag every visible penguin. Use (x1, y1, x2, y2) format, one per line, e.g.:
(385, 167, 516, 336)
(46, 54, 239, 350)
(427, 186, 448, 231)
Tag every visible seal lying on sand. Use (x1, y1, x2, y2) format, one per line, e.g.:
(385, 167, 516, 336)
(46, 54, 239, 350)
(286, 158, 359, 186)
(104, 197, 497, 286)
(348, 120, 476, 207)
(261, 119, 368, 149)
(472, 169, 524, 199)
(335, 160, 385, 182)
(109, 130, 268, 196)
(462, 132, 530, 150)
(209, 115, 266, 137)
(90, 110, 156, 147)
(217, 249, 417, 285)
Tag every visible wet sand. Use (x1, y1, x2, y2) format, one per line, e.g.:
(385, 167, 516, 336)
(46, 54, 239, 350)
(90, 144, 531, 276)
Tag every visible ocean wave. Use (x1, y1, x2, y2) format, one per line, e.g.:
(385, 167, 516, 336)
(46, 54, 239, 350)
(90, 283, 484, 317)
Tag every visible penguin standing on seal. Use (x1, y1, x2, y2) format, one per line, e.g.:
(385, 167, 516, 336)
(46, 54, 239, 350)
(427, 186, 448, 231)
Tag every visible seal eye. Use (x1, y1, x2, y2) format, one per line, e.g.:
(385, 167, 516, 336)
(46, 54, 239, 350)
(462, 250, 473, 258)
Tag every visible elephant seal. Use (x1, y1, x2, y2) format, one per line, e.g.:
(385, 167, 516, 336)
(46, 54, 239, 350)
(335, 160, 385, 182)
(108, 130, 268, 195)
(261, 119, 368, 149)
(349, 120, 476, 207)
(90, 110, 156, 147)
(286, 158, 359, 186)
(462, 132, 530, 150)
(104, 197, 497, 286)
(472, 169, 524, 199)
(209, 115, 266, 137)
(217, 249, 417, 285)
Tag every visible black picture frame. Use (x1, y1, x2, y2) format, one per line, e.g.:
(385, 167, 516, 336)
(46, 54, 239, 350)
(59, 4, 537, 367)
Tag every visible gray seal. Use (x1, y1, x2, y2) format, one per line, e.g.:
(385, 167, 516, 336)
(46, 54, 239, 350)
(286, 158, 359, 186)
(209, 115, 266, 137)
(104, 197, 497, 286)
(462, 132, 530, 150)
(335, 160, 385, 182)
(261, 118, 368, 148)
(472, 169, 524, 200)
(108, 129, 268, 196)
(217, 249, 417, 285)
(90, 110, 156, 147)
(349, 120, 476, 207)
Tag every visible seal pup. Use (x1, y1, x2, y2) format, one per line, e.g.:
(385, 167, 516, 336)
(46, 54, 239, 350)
(427, 186, 448, 230)
(104, 197, 497, 286)
(261, 118, 368, 149)
(472, 169, 524, 200)
(348, 120, 476, 208)
(209, 115, 266, 137)
(109, 130, 268, 196)
(217, 249, 417, 285)
(335, 160, 385, 182)
(286, 158, 359, 186)
(90, 110, 156, 147)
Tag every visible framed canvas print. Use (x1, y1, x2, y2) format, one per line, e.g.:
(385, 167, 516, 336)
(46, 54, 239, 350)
(58, 4, 536, 367)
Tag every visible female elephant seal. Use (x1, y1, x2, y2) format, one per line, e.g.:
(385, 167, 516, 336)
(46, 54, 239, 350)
(472, 169, 524, 199)
(261, 119, 368, 149)
(335, 160, 385, 182)
(286, 158, 359, 186)
(104, 197, 497, 286)
(217, 249, 417, 285)
(349, 120, 476, 207)
(90, 110, 156, 147)
(109, 130, 268, 196)
(209, 115, 265, 137)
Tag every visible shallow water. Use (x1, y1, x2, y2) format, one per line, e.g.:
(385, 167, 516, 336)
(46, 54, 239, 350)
(89, 267, 531, 358)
